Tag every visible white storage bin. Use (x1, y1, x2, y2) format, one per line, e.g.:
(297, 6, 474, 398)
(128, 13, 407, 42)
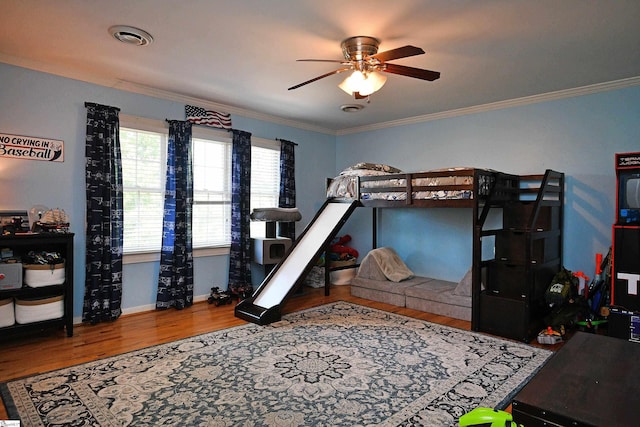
(0, 298, 15, 327)
(330, 265, 358, 285)
(23, 262, 65, 287)
(329, 259, 358, 286)
(15, 295, 64, 324)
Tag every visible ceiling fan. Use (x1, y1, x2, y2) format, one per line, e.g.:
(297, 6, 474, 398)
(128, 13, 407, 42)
(288, 36, 440, 99)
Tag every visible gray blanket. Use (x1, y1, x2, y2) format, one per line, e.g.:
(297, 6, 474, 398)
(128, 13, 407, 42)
(358, 247, 414, 282)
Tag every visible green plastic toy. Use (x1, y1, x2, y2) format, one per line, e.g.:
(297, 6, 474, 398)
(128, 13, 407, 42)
(458, 407, 523, 427)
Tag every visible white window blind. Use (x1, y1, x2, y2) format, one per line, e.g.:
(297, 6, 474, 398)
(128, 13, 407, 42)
(250, 141, 281, 237)
(192, 137, 232, 247)
(121, 127, 166, 253)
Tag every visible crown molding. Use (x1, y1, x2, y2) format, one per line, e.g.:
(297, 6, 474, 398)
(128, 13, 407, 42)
(336, 76, 640, 135)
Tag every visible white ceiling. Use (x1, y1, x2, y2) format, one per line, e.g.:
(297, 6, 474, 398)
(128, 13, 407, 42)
(2, 0, 640, 133)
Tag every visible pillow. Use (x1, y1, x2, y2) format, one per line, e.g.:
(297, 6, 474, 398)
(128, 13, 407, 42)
(452, 268, 485, 296)
(340, 162, 402, 175)
(452, 268, 473, 296)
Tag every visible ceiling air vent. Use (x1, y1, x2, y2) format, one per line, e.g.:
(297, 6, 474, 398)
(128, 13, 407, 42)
(340, 104, 364, 113)
(109, 25, 153, 46)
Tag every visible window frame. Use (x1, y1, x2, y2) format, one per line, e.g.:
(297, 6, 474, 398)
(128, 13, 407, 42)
(120, 116, 170, 263)
(119, 115, 281, 264)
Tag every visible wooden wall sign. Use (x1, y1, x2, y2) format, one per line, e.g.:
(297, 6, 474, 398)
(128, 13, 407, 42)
(0, 133, 64, 162)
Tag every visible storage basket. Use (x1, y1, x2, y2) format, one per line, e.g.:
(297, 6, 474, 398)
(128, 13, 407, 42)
(15, 295, 64, 324)
(0, 298, 15, 327)
(330, 267, 357, 285)
(329, 259, 358, 286)
(23, 261, 65, 287)
(0, 262, 22, 290)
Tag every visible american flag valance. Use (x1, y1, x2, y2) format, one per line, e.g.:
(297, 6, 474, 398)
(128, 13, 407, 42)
(185, 105, 232, 129)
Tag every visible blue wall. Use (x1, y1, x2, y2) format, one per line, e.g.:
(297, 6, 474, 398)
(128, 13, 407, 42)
(1, 62, 639, 319)
(336, 87, 640, 281)
(0, 63, 335, 319)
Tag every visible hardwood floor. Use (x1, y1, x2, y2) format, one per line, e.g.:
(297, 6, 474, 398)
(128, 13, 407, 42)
(0, 285, 547, 420)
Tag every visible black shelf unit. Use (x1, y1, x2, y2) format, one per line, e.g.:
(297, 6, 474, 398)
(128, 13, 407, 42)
(0, 233, 74, 339)
(477, 171, 564, 342)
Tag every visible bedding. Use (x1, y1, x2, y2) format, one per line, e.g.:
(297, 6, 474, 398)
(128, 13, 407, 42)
(326, 163, 402, 199)
(326, 164, 495, 202)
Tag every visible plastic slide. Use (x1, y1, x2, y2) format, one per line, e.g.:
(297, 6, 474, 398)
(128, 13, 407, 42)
(235, 199, 359, 325)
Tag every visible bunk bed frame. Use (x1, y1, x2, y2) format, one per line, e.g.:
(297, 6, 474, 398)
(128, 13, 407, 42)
(328, 167, 564, 337)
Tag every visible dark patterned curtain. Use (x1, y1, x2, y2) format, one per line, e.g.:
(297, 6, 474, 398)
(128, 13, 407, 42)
(278, 139, 297, 240)
(83, 102, 123, 324)
(156, 120, 194, 310)
(227, 129, 252, 295)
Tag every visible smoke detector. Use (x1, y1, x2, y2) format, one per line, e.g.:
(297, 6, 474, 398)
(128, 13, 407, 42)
(109, 25, 154, 46)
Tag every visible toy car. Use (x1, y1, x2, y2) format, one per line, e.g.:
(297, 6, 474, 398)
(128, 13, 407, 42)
(207, 287, 233, 306)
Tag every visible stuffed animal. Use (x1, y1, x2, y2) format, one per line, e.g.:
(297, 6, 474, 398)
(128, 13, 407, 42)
(330, 234, 359, 259)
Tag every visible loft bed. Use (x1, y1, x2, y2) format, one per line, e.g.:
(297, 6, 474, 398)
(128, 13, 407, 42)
(325, 163, 564, 337)
(326, 164, 521, 252)
(327, 164, 519, 209)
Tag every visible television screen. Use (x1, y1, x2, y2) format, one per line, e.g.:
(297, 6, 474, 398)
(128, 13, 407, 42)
(619, 173, 640, 224)
(625, 176, 640, 209)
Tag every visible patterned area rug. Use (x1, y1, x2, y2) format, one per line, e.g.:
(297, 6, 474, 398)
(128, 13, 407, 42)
(1, 302, 551, 426)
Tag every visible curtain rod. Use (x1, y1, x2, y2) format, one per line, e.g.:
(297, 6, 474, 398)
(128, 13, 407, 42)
(85, 102, 120, 112)
(276, 138, 298, 146)
(165, 119, 234, 133)
(164, 120, 292, 142)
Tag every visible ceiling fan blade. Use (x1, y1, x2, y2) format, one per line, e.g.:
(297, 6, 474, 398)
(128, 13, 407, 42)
(354, 92, 368, 100)
(288, 68, 351, 90)
(297, 59, 349, 64)
(383, 63, 440, 81)
(370, 45, 425, 62)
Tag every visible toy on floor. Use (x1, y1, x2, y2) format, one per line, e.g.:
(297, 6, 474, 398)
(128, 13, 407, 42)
(316, 234, 359, 267)
(207, 287, 233, 306)
(458, 407, 523, 427)
(330, 234, 359, 260)
(536, 326, 563, 345)
(231, 285, 254, 303)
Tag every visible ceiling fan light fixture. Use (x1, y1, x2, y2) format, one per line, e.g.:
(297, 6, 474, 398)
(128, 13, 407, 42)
(338, 71, 362, 95)
(338, 71, 387, 96)
(109, 25, 154, 46)
(360, 71, 387, 96)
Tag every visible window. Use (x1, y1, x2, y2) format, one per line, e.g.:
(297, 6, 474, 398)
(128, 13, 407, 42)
(192, 136, 232, 248)
(121, 126, 166, 253)
(120, 116, 281, 255)
(250, 142, 281, 237)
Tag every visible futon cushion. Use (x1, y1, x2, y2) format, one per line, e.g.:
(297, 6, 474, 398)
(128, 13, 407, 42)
(405, 280, 472, 308)
(452, 268, 473, 296)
